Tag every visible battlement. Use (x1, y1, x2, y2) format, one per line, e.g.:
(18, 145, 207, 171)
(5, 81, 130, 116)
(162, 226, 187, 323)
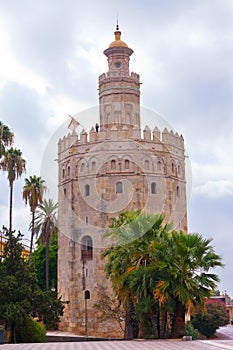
(58, 124, 184, 154)
(99, 71, 140, 82)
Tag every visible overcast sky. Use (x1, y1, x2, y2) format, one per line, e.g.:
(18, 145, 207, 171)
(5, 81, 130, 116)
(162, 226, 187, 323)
(0, 0, 233, 296)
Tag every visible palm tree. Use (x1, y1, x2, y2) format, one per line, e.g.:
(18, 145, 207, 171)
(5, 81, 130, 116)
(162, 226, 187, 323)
(23, 175, 46, 262)
(103, 211, 223, 339)
(34, 198, 58, 290)
(103, 211, 170, 339)
(154, 231, 223, 338)
(0, 148, 26, 231)
(0, 121, 14, 158)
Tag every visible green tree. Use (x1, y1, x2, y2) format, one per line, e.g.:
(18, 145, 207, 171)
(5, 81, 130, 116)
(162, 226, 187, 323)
(34, 199, 58, 290)
(0, 121, 14, 158)
(34, 234, 58, 292)
(192, 300, 229, 338)
(154, 231, 223, 338)
(23, 175, 46, 262)
(0, 228, 39, 342)
(0, 148, 26, 231)
(0, 227, 64, 342)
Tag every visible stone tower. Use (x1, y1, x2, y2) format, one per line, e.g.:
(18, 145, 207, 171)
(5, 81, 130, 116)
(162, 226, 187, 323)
(57, 25, 187, 337)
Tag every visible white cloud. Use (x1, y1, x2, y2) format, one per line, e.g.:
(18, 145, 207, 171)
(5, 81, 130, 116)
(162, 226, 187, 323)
(193, 179, 233, 199)
(0, 20, 49, 94)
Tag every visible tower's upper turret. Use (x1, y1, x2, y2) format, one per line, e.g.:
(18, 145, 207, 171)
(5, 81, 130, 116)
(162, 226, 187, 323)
(103, 24, 133, 75)
(99, 25, 140, 136)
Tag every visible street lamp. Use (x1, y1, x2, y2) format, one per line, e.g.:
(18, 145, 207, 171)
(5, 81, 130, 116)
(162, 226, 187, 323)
(84, 290, 90, 338)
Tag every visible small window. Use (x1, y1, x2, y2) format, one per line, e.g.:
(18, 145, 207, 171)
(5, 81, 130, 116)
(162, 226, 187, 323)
(62, 168, 65, 178)
(144, 160, 149, 170)
(157, 161, 161, 171)
(177, 186, 180, 197)
(151, 182, 157, 194)
(172, 162, 175, 173)
(85, 216, 88, 225)
(81, 236, 93, 261)
(111, 159, 116, 170)
(85, 184, 90, 196)
(125, 159, 129, 169)
(67, 166, 70, 176)
(64, 188, 67, 197)
(116, 181, 123, 194)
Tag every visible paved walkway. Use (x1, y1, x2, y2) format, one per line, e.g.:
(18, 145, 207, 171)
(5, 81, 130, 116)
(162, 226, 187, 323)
(2, 326, 233, 350)
(2, 339, 233, 350)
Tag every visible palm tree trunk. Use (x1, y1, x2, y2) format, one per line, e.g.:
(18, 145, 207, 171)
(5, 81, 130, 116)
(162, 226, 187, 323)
(124, 307, 133, 339)
(45, 238, 49, 291)
(9, 183, 13, 232)
(171, 299, 186, 338)
(29, 211, 35, 264)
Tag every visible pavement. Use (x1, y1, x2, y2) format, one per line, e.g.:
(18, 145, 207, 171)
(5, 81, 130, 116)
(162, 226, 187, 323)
(2, 325, 233, 349)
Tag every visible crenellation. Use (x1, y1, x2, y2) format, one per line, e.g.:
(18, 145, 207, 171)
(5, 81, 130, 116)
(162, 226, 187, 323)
(143, 125, 151, 140)
(80, 129, 88, 144)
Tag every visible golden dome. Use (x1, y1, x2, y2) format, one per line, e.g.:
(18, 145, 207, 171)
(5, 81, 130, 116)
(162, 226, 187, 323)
(109, 27, 128, 48)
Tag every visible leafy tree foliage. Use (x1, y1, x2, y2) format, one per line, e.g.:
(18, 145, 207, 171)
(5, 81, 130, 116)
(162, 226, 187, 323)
(0, 227, 64, 343)
(0, 228, 40, 342)
(15, 317, 46, 343)
(0, 121, 14, 158)
(192, 300, 229, 338)
(33, 234, 58, 291)
(103, 210, 223, 339)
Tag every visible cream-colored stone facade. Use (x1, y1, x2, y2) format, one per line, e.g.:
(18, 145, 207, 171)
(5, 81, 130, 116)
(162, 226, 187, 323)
(57, 26, 188, 338)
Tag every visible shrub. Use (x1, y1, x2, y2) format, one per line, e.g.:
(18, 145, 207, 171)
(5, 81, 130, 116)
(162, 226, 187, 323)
(16, 317, 46, 343)
(184, 321, 199, 340)
(192, 300, 229, 338)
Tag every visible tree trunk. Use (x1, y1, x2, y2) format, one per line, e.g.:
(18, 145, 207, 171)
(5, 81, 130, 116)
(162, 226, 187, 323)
(29, 211, 35, 264)
(151, 312, 159, 339)
(45, 238, 49, 291)
(171, 299, 186, 338)
(124, 307, 133, 339)
(9, 183, 13, 232)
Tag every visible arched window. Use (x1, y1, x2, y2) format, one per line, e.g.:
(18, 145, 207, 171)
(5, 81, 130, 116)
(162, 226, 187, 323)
(62, 168, 65, 178)
(116, 181, 123, 193)
(63, 188, 67, 197)
(144, 160, 149, 170)
(85, 184, 90, 196)
(151, 182, 157, 194)
(111, 159, 116, 170)
(81, 236, 93, 261)
(67, 166, 70, 176)
(92, 161, 96, 171)
(125, 159, 129, 169)
(177, 186, 180, 197)
(80, 163, 85, 172)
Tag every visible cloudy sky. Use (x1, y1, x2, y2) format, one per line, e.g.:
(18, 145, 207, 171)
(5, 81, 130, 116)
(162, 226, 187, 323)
(0, 0, 233, 296)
